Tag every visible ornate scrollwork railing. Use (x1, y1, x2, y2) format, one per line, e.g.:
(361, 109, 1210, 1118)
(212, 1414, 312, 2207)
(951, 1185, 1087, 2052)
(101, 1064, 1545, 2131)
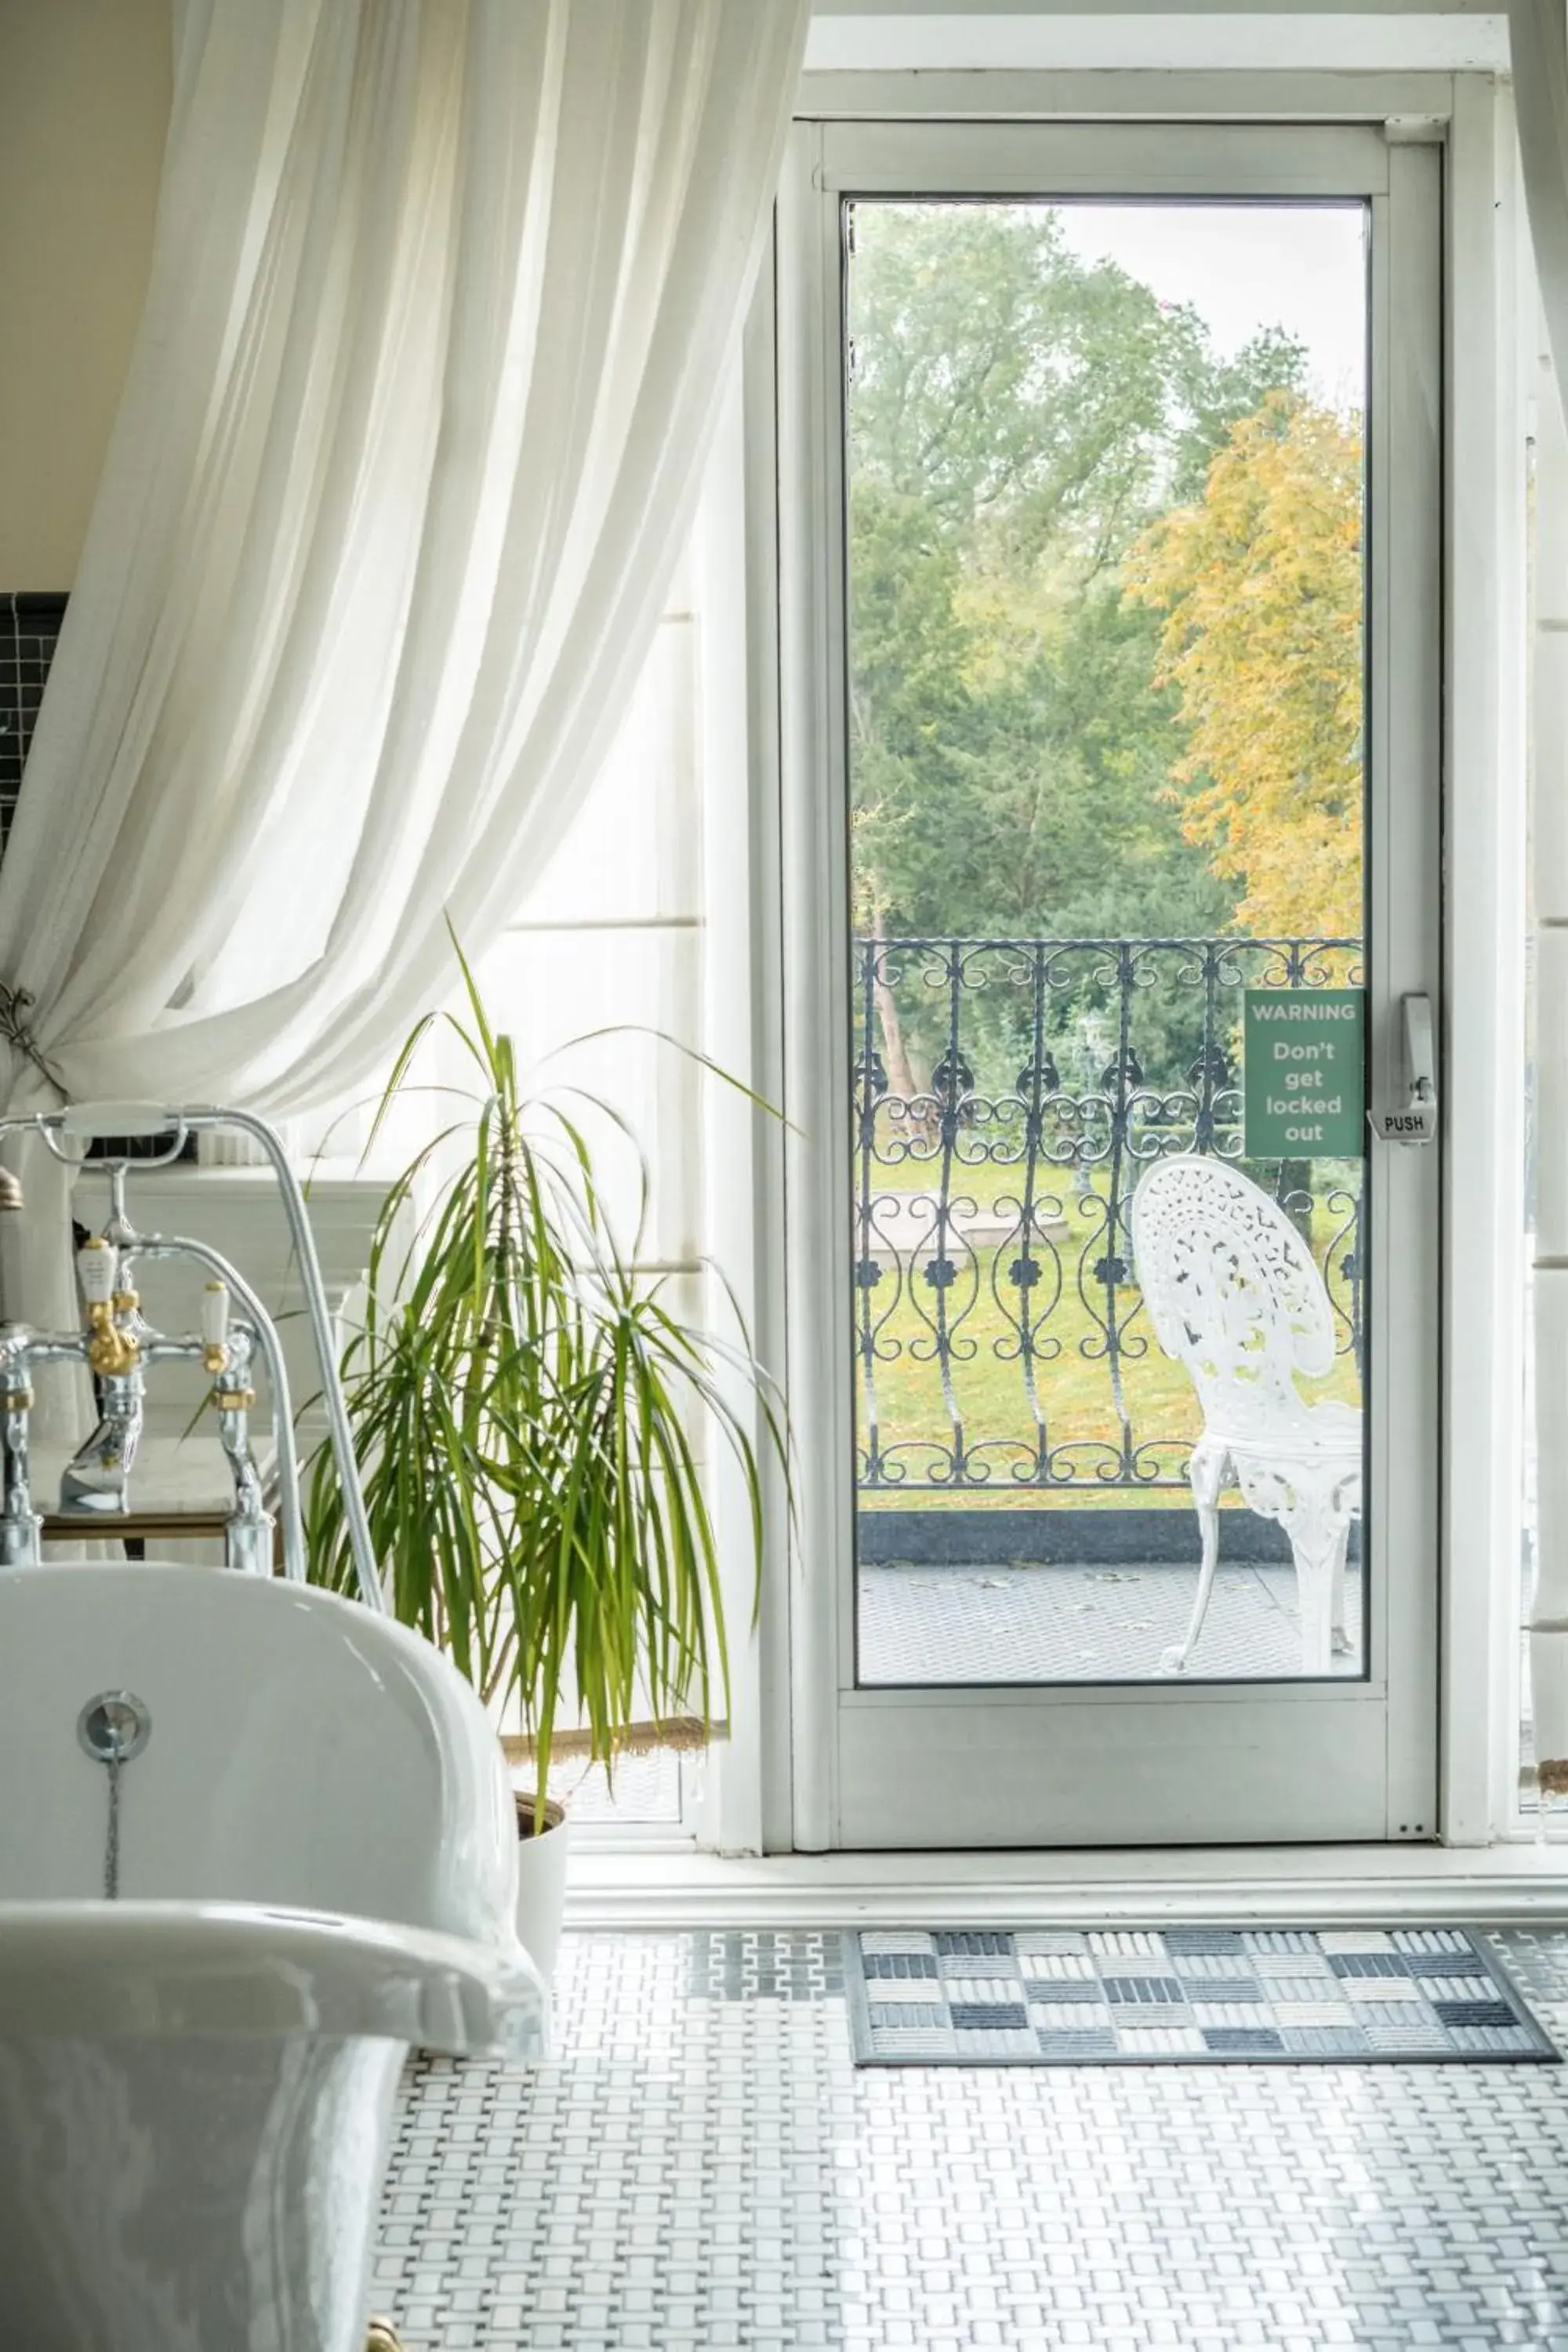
(853, 935, 1364, 1494)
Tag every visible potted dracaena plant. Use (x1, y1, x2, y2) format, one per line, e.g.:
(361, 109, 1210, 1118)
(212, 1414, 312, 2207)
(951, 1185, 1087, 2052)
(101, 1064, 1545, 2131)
(302, 946, 784, 1984)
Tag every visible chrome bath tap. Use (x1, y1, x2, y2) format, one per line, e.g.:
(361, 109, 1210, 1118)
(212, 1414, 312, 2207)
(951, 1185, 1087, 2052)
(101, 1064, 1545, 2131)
(0, 1227, 276, 1573)
(0, 1102, 384, 1610)
(203, 1299, 273, 1576)
(0, 1149, 281, 1573)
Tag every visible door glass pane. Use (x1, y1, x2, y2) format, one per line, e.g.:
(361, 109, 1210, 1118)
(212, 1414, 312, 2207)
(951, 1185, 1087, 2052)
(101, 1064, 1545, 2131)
(847, 198, 1369, 1685)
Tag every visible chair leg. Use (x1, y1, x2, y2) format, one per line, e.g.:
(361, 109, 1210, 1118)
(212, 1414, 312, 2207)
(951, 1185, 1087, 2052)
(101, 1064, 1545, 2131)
(1163, 1439, 1226, 1674)
(1234, 1454, 1357, 1675)
(1278, 1479, 1356, 1675)
(1294, 1537, 1337, 1675)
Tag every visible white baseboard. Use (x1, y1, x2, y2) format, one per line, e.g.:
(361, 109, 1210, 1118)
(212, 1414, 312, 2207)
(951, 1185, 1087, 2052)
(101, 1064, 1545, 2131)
(565, 1841, 1568, 1929)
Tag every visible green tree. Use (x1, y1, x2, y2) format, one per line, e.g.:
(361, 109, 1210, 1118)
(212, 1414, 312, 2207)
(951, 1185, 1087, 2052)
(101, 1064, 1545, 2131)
(1128, 392, 1363, 941)
(849, 204, 1200, 572)
(844, 201, 1306, 1091)
(847, 204, 1306, 575)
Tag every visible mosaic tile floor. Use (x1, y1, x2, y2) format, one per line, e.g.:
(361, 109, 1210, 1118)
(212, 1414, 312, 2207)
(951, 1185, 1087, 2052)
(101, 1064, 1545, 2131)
(375, 1926, 1568, 2350)
(858, 1559, 1365, 1684)
(844, 1928, 1555, 2065)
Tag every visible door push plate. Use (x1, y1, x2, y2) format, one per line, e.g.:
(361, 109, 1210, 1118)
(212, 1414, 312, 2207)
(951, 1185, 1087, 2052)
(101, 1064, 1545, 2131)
(1368, 993, 1436, 1144)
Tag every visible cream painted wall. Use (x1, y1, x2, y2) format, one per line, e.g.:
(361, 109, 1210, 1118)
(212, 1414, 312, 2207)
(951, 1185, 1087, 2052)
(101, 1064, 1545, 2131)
(0, 0, 171, 587)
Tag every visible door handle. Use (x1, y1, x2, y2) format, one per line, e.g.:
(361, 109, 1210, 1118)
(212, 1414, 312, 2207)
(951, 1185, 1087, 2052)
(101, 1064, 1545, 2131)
(1368, 992, 1437, 1144)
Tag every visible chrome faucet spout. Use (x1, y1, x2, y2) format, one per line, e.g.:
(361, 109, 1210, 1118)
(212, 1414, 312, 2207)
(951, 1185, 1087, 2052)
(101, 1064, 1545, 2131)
(58, 1374, 144, 1518)
(56, 1238, 145, 1519)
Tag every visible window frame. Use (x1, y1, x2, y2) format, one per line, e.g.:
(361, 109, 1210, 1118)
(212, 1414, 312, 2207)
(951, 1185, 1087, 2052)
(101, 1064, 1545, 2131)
(739, 70, 1528, 1853)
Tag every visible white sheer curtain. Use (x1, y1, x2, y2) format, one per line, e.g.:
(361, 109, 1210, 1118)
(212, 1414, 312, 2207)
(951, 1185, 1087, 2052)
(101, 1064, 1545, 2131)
(1513, 0, 1568, 1785)
(0, 0, 806, 1425)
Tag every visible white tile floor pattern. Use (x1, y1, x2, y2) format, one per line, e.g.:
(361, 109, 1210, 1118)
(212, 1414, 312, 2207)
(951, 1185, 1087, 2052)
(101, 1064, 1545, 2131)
(373, 1926, 1568, 2351)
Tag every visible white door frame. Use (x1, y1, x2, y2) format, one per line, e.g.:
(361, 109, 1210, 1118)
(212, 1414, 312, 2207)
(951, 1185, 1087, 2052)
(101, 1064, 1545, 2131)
(739, 71, 1526, 1853)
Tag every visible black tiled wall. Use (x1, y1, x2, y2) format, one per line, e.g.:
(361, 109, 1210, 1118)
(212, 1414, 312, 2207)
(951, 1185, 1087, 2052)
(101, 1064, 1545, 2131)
(0, 593, 187, 1157)
(0, 592, 66, 854)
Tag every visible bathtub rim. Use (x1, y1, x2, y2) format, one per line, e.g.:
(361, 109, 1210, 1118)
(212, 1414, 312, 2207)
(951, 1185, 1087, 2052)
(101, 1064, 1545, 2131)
(0, 1898, 548, 2056)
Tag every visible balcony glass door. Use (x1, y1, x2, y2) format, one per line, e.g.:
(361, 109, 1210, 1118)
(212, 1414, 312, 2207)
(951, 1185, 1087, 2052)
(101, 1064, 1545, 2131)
(778, 122, 1440, 1846)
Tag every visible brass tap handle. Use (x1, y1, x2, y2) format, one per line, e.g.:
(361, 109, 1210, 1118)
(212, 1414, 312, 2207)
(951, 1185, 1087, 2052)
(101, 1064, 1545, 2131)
(85, 1301, 140, 1379)
(78, 1240, 140, 1376)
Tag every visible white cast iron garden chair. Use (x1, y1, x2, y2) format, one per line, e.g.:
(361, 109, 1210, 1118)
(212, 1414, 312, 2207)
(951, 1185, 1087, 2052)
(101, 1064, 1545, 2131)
(1128, 1154, 1361, 1675)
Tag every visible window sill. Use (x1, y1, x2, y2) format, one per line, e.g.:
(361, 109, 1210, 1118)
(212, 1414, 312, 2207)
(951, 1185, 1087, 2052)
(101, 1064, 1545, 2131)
(564, 1839, 1568, 1929)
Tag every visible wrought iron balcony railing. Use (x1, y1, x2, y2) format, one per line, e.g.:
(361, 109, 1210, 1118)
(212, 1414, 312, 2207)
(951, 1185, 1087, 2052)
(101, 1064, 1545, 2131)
(854, 935, 1364, 1494)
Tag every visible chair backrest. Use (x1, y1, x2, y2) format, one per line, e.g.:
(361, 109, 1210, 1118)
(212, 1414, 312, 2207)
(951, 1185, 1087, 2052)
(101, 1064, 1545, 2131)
(1128, 1154, 1337, 1441)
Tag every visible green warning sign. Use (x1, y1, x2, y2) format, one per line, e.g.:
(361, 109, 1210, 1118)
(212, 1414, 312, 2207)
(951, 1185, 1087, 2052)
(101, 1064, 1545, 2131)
(1242, 988, 1365, 1160)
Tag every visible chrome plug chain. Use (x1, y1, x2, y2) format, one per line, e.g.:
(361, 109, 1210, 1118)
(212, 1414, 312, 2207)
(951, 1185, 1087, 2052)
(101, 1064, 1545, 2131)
(103, 1749, 120, 1900)
(78, 1692, 151, 1901)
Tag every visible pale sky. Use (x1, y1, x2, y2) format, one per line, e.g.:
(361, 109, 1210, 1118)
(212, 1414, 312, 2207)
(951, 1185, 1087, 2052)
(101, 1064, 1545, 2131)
(1050, 201, 1369, 412)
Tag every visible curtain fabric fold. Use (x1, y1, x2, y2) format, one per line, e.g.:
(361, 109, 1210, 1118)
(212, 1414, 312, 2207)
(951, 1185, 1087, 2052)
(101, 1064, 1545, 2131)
(1512, 0, 1568, 1783)
(0, 0, 806, 1421)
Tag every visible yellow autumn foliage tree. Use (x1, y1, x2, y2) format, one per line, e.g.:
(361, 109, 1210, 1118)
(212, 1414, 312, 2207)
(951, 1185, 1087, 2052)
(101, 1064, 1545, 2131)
(1127, 392, 1363, 940)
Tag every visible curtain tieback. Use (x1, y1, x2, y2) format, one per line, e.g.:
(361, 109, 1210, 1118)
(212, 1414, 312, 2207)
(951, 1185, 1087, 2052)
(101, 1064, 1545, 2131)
(0, 984, 66, 1103)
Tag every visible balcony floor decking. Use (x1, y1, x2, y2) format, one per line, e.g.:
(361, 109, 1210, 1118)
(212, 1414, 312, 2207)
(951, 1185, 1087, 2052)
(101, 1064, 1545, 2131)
(858, 1555, 1366, 1685)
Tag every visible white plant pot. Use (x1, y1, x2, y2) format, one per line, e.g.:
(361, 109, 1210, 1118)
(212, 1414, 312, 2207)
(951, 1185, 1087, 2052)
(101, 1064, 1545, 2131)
(514, 1795, 570, 1991)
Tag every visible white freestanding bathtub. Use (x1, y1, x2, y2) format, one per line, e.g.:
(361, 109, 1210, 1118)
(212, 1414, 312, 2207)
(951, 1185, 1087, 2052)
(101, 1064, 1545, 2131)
(0, 1563, 546, 2352)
